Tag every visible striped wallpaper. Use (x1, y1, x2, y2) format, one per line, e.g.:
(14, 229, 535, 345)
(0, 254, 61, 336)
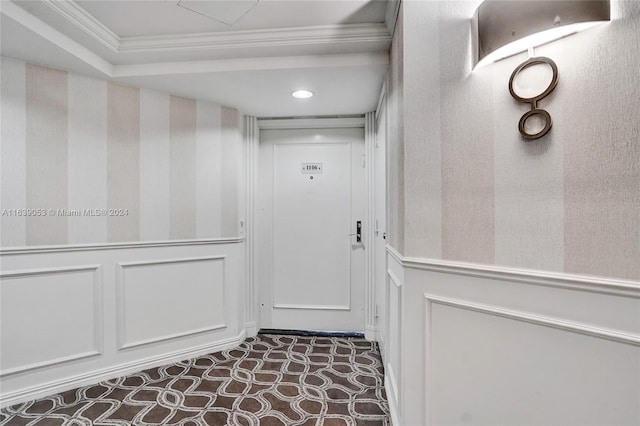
(1, 57, 243, 247)
(386, 8, 404, 255)
(387, 1, 640, 281)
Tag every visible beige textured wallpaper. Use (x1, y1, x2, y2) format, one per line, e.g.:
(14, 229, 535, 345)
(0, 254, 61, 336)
(389, 0, 640, 281)
(1, 58, 243, 247)
(386, 8, 405, 253)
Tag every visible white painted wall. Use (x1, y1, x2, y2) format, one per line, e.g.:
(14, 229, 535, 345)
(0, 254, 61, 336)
(0, 240, 246, 407)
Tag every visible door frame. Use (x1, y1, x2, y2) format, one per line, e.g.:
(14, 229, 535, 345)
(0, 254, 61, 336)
(244, 115, 377, 340)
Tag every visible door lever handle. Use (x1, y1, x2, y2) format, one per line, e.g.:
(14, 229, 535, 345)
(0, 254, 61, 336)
(348, 221, 362, 242)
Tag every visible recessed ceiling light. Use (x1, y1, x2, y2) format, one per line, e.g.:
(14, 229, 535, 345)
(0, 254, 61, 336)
(292, 90, 314, 99)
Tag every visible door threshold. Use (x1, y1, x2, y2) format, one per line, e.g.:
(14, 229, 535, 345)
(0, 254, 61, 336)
(258, 328, 365, 338)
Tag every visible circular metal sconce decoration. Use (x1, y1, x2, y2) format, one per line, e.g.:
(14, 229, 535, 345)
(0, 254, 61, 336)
(509, 56, 558, 139)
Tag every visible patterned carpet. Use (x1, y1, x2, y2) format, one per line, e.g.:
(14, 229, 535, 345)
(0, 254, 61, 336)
(0, 334, 390, 425)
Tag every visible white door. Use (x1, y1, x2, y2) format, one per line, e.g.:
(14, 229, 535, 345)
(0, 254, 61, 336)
(257, 127, 366, 331)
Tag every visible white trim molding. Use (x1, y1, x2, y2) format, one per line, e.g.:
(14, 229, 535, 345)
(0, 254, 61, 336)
(4, 1, 390, 78)
(424, 294, 640, 347)
(385, 367, 401, 426)
(257, 116, 365, 130)
(116, 255, 227, 350)
(0, 237, 244, 255)
(245, 321, 258, 338)
(1, 0, 113, 76)
(118, 325, 227, 351)
(387, 245, 640, 298)
(43, 0, 120, 51)
(112, 53, 389, 78)
(375, 79, 387, 124)
(0, 264, 101, 279)
(38, 0, 391, 54)
(387, 268, 403, 289)
(0, 330, 246, 408)
(385, 0, 402, 37)
(364, 111, 376, 341)
(386, 244, 404, 266)
(272, 304, 351, 311)
(118, 24, 391, 53)
(0, 265, 104, 377)
(0, 351, 101, 378)
(245, 116, 260, 335)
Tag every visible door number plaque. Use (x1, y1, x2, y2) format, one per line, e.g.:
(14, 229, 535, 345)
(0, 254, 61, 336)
(301, 163, 323, 174)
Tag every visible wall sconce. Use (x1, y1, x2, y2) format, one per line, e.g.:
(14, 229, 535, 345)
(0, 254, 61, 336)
(472, 0, 610, 139)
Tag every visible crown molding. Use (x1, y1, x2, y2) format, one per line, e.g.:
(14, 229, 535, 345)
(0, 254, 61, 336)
(118, 23, 391, 53)
(4, 0, 389, 79)
(112, 52, 389, 78)
(35, 0, 390, 55)
(43, 0, 120, 52)
(1, 0, 113, 76)
(385, 0, 401, 37)
(257, 116, 365, 130)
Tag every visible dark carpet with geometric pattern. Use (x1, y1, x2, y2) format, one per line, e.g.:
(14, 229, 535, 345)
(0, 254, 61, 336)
(0, 334, 390, 425)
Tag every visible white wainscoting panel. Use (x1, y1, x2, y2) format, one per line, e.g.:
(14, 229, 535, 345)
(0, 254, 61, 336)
(425, 295, 640, 426)
(117, 255, 226, 349)
(0, 265, 102, 376)
(387, 268, 402, 391)
(383, 246, 640, 426)
(384, 248, 403, 426)
(0, 239, 245, 408)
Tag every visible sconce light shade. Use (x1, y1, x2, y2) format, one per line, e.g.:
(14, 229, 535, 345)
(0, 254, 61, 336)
(472, 0, 610, 68)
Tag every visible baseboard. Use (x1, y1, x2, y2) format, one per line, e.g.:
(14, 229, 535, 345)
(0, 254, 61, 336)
(365, 324, 377, 341)
(245, 321, 258, 338)
(385, 372, 401, 426)
(0, 330, 246, 408)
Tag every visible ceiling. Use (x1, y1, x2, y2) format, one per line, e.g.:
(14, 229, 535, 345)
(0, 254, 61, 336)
(1, 0, 394, 117)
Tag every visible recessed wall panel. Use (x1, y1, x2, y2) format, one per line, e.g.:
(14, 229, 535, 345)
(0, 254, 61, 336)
(0, 266, 101, 375)
(118, 256, 226, 349)
(428, 300, 640, 426)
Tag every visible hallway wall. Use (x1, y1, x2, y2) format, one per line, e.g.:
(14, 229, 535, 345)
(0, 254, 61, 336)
(1, 57, 244, 247)
(0, 57, 248, 407)
(387, 0, 640, 281)
(382, 1, 640, 425)
(386, 9, 404, 254)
